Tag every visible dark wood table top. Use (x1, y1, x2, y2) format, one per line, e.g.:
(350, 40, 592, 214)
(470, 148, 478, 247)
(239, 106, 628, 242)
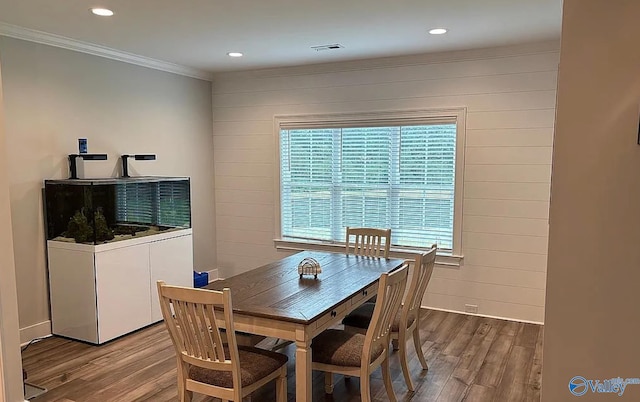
(205, 251, 405, 324)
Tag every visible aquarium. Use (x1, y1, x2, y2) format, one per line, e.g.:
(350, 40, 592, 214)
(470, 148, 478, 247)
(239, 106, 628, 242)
(44, 176, 191, 244)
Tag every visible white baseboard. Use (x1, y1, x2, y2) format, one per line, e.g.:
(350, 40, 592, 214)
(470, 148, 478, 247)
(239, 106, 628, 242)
(20, 320, 52, 345)
(422, 306, 544, 326)
(207, 268, 219, 282)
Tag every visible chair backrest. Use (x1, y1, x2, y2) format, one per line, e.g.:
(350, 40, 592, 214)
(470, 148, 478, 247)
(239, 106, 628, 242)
(361, 264, 409, 367)
(345, 227, 391, 258)
(401, 245, 437, 328)
(157, 281, 241, 388)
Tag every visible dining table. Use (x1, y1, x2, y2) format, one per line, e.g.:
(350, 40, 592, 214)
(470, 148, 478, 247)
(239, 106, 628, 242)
(205, 250, 405, 401)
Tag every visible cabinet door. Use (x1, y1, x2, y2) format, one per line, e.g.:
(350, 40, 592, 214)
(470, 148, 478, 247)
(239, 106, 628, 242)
(150, 234, 194, 322)
(48, 247, 98, 343)
(95, 244, 152, 343)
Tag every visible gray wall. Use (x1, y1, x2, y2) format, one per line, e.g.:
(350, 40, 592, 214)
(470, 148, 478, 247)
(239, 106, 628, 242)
(0, 52, 23, 402)
(543, 0, 640, 400)
(0, 36, 216, 341)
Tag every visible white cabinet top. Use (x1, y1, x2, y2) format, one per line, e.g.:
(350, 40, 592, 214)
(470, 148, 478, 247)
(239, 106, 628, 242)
(47, 228, 193, 253)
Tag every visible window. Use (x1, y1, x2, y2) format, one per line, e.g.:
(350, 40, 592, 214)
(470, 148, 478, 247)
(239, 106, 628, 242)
(277, 109, 465, 253)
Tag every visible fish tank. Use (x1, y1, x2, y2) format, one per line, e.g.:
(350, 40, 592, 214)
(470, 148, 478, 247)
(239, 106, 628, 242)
(44, 176, 191, 245)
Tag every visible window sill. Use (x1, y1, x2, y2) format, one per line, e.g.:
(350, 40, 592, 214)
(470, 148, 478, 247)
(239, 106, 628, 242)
(273, 238, 463, 268)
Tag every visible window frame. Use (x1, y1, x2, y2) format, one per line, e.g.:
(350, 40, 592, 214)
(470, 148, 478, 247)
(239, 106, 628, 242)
(273, 108, 466, 261)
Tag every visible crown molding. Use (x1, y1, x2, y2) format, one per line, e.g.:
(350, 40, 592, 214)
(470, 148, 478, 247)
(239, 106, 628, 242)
(0, 22, 213, 81)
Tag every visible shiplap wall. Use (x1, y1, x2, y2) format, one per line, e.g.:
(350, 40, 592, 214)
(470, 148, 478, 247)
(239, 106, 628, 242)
(212, 41, 559, 323)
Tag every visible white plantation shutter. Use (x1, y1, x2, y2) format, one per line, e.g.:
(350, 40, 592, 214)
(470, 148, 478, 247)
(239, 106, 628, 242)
(280, 118, 458, 251)
(397, 125, 456, 248)
(341, 126, 393, 232)
(280, 128, 335, 240)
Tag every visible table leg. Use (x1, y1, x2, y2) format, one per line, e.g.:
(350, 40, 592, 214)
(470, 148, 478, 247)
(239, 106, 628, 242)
(295, 339, 312, 401)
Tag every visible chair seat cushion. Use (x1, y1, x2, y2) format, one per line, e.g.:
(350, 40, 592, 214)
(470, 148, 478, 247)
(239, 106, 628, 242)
(342, 302, 414, 332)
(342, 302, 375, 329)
(312, 329, 384, 367)
(189, 345, 287, 388)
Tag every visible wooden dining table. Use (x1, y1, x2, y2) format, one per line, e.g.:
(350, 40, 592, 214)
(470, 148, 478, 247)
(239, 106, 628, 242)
(205, 250, 405, 401)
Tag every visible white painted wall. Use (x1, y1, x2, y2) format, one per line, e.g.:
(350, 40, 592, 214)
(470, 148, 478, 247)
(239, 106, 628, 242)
(0, 36, 216, 341)
(212, 41, 558, 323)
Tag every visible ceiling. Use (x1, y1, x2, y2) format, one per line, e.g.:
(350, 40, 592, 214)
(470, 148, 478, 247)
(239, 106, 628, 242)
(0, 0, 563, 74)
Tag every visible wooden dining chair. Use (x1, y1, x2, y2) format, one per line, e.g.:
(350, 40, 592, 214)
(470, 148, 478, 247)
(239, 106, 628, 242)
(157, 281, 288, 402)
(311, 264, 409, 402)
(342, 245, 437, 391)
(345, 227, 391, 258)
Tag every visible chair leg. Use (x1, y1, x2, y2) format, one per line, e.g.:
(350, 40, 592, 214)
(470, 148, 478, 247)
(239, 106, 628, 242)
(381, 356, 397, 402)
(276, 366, 287, 402)
(399, 339, 414, 392)
(234, 386, 243, 401)
(413, 327, 428, 370)
(324, 372, 334, 394)
(177, 359, 192, 402)
(180, 389, 192, 402)
(360, 372, 371, 402)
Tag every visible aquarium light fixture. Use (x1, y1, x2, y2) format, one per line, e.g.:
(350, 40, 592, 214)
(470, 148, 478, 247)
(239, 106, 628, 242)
(68, 153, 108, 179)
(121, 154, 157, 178)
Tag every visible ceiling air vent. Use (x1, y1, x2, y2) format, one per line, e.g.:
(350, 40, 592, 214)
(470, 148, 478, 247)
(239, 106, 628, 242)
(311, 44, 344, 51)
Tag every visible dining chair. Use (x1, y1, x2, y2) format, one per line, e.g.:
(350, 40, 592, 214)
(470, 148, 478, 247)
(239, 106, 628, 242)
(345, 227, 392, 258)
(342, 245, 437, 391)
(311, 263, 409, 402)
(157, 281, 288, 402)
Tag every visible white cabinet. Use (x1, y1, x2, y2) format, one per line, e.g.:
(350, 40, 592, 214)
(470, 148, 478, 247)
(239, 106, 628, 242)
(48, 229, 193, 344)
(94, 244, 152, 343)
(149, 235, 193, 322)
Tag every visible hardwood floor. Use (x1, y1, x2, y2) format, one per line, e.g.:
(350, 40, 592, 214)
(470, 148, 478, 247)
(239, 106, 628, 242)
(22, 309, 542, 401)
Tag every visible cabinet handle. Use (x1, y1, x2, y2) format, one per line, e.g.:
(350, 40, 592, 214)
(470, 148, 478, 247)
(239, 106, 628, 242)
(331, 310, 337, 317)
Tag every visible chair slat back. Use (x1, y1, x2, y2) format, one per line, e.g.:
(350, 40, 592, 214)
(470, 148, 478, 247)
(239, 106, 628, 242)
(157, 281, 240, 376)
(362, 264, 408, 366)
(402, 245, 437, 325)
(346, 227, 391, 258)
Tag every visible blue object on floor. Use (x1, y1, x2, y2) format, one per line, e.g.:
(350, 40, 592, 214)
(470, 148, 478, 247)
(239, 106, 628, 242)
(193, 271, 208, 288)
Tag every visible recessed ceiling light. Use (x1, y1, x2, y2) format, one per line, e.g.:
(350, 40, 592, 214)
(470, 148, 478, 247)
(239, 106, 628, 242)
(227, 52, 244, 57)
(429, 28, 448, 35)
(90, 8, 114, 17)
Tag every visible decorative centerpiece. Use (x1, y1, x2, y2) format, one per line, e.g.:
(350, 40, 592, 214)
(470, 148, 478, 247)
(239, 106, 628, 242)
(298, 257, 322, 279)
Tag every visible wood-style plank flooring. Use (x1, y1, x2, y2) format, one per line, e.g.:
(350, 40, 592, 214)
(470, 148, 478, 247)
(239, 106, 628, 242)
(22, 310, 543, 401)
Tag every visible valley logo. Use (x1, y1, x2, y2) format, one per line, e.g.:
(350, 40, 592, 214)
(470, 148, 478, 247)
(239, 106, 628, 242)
(569, 376, 640, 397)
